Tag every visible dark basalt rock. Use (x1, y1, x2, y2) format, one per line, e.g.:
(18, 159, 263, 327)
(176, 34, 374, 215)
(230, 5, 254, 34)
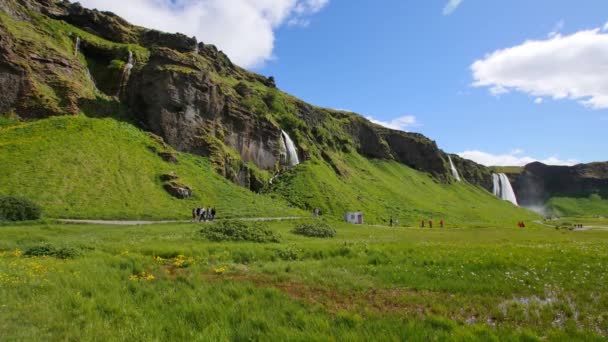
(511, 162, 608, 206)
(163, 182, 192, 199)
(449, 154, 493, 191)
(160, 172, 179, 182)
(140, 30, 197, 53)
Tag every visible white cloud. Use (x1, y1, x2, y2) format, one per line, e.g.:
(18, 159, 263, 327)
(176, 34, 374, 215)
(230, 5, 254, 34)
(472, 26, 608, 109)
(78, 0, 329, 68)
(443, 0, 463, 15)
(534, 97, 543, 104)
(366, 115, 418, 131)
(603, 21, 608, 32)
(458, 150, 579, 166)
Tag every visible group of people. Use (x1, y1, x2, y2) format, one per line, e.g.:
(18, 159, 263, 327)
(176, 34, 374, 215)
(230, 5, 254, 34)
(192, 207, 216, 222)
(386, 218, 445, 228)
(420, 219, 444, 228)
(517, 221, 526, 228)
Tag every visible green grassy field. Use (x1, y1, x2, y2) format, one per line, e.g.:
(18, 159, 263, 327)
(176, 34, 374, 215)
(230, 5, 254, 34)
(1, 220, 607, 340)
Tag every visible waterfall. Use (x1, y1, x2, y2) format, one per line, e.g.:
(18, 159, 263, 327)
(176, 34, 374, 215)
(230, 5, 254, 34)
(116, 51, 134, 97)
(492, 173, 518, 206)
(448, 155, 461, 181)
(281, 130, 300, 167)
(74, 37, 80, 57)
(492, 173, 500, 197)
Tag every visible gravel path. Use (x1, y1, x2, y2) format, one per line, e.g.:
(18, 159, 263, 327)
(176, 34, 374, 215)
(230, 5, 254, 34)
(58, 217, 304, 226)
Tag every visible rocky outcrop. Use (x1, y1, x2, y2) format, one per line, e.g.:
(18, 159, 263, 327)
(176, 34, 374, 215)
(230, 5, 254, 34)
(511, 162, 608, 206)
(449, 154, 493, 191)
(163, 181, 192, 199)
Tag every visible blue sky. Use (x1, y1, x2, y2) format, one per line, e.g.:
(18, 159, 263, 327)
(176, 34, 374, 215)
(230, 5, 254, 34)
(257, 0, 607, 165)
(80, 0, 608, 165)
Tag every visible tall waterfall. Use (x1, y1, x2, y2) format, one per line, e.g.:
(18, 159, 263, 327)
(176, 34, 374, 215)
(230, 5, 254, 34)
(492, 173, 518, 206)
(116, 51, 134, 97)
(492, 173, 500, 197)
(74, 37, 80, 57)
(281, 130, 300, 167)
(448, 155, 461, 181)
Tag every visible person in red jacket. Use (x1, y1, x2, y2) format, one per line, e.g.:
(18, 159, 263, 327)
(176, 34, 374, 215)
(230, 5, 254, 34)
(440, 220, 444, 228)
(421, 220, 425, 228)
(429, 219, 433, 229)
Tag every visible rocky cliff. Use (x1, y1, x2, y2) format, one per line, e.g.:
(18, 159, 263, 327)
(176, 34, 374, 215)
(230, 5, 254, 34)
(510, 162, 608, 207)
(0, 0, 492, 191)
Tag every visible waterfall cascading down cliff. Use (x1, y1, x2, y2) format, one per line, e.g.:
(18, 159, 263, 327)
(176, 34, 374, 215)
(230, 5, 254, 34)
(74, 36, 80, 57)
(492, 173, 500, 197)
(281, 130, 300, 167)
(492, 173, 518, 206)
(448, 155, 461, 181)
(116, 51, 134, 97)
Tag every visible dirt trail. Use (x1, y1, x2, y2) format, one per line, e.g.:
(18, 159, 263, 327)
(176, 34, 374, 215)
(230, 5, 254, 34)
(58, 217, 304, 226)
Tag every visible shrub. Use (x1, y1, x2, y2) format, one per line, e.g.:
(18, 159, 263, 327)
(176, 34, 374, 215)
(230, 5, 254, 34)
(291, 221, 336, 238)
(24, 244, 80, 259)
(200, 220, 280, 243)
(0, 196, 42, 221)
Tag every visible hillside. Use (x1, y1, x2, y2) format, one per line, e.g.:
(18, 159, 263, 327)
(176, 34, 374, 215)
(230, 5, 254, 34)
(0, 0, 539, 222)
(0, 116, 537, 223)
(0, 116, 304, 219)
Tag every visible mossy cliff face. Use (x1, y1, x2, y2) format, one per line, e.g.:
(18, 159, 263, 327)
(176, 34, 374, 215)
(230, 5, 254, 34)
(0, 0, 493, 191)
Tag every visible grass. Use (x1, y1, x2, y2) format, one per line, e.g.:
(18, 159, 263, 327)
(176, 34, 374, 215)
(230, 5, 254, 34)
(0, 116, 303, 219)
(272, 153, 538, 226)
(0, 116, 539, 226)
(547, 195, 608, 217)
(0, 220, 607, 340)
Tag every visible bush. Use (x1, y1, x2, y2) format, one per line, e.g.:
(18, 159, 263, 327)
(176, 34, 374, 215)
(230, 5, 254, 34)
(24, 244, 80, 259)
(291, 221, 336, 238)
(200, 220, 280, 243)
(0, 196, 42, 221)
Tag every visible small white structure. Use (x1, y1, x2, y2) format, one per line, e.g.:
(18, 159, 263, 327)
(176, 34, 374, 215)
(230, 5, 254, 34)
(345, 212, 363, 225)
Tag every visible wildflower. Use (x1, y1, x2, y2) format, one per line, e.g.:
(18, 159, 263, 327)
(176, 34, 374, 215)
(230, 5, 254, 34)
(11, 249, 22, 257)
(213, 266, 227, 274)
(120, 250, 129, 256)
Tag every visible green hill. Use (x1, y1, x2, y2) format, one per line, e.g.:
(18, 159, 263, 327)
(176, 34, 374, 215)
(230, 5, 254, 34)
(272, 153, 536, 226)
(0, 116, 303, 220)
(0, 116, 536, 224)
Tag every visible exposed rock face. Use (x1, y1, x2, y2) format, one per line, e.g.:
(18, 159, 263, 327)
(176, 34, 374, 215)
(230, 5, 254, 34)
(449, 154, 493, 191)
(163, 182, 192, 199)
(511, 162, 608, 206)
(126, 48, 282, 172)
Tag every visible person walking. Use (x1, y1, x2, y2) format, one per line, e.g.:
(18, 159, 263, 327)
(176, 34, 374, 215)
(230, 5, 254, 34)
(389, 217, 393, 227)
(440, 220, 444, 228)
(429, 219, 433, 229)
(421, 220, 425, 228)
(199, 207, 207, 222)
(210, 207, 216, 221)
